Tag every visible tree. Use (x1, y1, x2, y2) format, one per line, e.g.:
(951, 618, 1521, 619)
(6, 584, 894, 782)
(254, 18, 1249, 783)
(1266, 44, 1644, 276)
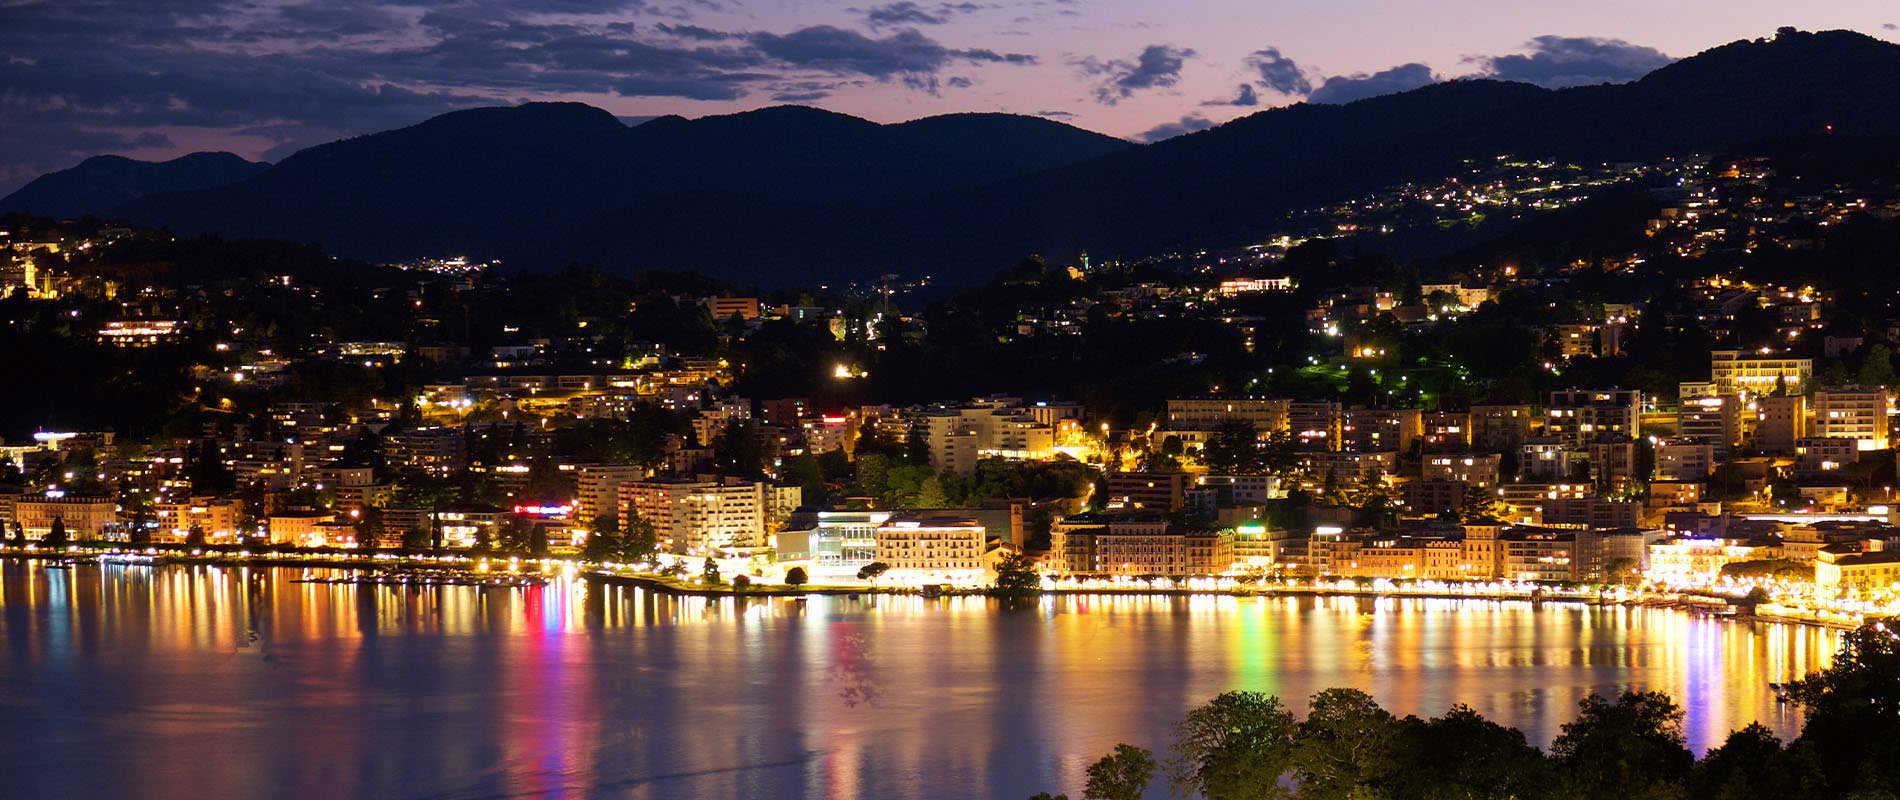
(857, 561, 890, 584)
(1549, 690, 1693, 800)
(623, 512, 659, 564)
(43, 517, 68, 548)
(1461, 484, 1507, 523)
(731, 574, 751, 592)
(128, 507, 153, 546)
(701, 557, 722, 586)
(713, 420, 766, 477)
(1084, 744, 1155, 800)
(785, 566, 809, 587)
(1390, 704, 1551, 800)
(185, 525, 207, 547)
(1604, 556, 1642, 586)
(1858, 343, 1895, 389)
(1784, 617, 1900, 797)
(989, 551, 1042, 596)
(10, 521, 27, 546)
(400, 526, 430, 554)
(1290, 688, 1406, 799)
(916, 473, 949, 508)
(1026, 794, 1069, 800)
(659, 561, 688, 580)
(1689, 723, 1794, 800)
(1202, 419, 1264, 475)
(1168, 691, 1297, 800)
(583, 514, 624, 562)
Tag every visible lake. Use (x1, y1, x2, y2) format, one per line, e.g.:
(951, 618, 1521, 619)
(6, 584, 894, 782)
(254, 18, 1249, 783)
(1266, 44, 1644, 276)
(0, 561, 1843, 799)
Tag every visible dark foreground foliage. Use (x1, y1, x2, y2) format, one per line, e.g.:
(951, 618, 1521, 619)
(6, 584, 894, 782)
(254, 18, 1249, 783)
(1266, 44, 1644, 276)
(1033, 617, 1900, 799)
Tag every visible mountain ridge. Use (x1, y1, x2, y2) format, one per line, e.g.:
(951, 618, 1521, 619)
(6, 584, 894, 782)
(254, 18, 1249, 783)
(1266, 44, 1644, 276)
(12, 27, 1900, 285)
(0, 151, 269, 219)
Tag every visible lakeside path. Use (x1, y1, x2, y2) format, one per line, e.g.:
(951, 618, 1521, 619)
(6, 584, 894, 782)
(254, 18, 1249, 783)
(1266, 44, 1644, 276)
(0, 548, 1862, 631)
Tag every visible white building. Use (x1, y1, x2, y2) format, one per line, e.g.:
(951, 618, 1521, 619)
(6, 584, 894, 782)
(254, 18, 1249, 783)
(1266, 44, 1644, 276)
(874, 514, 988, 579)
(619, 477, 799, 555)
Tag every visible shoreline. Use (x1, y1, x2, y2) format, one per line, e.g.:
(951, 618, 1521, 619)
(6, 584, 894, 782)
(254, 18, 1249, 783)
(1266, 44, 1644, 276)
(0, 549, 1860, 631)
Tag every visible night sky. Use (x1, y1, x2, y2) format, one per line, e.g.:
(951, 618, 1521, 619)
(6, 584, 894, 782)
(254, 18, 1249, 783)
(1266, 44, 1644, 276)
(2, 0, 1896, 194)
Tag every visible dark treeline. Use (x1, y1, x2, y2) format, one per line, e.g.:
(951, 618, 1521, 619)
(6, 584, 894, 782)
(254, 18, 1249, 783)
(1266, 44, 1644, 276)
(1032, 618, 1900, 800)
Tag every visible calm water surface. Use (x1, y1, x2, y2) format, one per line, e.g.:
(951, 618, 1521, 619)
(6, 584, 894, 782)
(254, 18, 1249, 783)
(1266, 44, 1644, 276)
(0, 561, 1844, 799)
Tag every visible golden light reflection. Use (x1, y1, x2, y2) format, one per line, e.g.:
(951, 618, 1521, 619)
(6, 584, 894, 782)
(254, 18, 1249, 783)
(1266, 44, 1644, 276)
(0, 562, 1848, 798)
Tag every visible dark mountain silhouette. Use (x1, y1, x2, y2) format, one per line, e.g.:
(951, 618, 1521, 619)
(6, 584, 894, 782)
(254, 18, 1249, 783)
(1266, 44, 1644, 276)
(0, 152, 267, 218)
(876, 28, 1900, 281)
(111, 104, 1132, 279)
(76, 28, 1900, 284)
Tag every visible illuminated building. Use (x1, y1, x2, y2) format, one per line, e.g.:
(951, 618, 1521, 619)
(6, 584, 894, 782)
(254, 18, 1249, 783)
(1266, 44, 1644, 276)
(1402, 479, 1467, 515)
(1494, 483, 1591, 525)
(800, 414, 857, 456)
(267, 511, 337, 546)
(382, 428, 467, 476)
(1420, 411, 1470, 452)
(1813, 386, 1890, 451)
(619, 477, 797, 555)
(1709, 350, 1811, 396)
(1677, 395, 1742, 457)
(1755, 395, 1807, 453)
(772, 510, 889, 575)
(1469, 403, 1532, 451)
(1648, 537, 1762, 581)
(704, 296, 762, 321)
(16, 494, 117, 540)
(873, 513, 987, 574)
(1654, 441, 1717, 481)
(1540, 497, 1640, 530)
(1519, 438, 1571, 481)
(1497, 530, 1574, 582)
(1795, 436, 1859, 479)
(1193, 474, 1280, 504)
(433, 505, 507, 548)
(1102, 472, 1190, 512)
(917, 400, 1058, 472)
(1586, 437, 1638, 487)
(154, 497, 241, 541)
(1423, 454, 1500, 487)
(1299, 451, 1396, 484)
(574, 464, 649, 525)
(1165, 397, 1290, 431)
(1288, 401, 1342, 450)
(1815, 547, 1900, 592)
(1341, 408, 1421, 453)
(96, 319, 183, 347)
(1216, 276, 1295, 295)
(1545, 389, 1641, 448)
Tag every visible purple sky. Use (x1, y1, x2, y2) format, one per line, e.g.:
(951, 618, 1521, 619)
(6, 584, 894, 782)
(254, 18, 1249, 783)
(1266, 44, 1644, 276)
(1, 0, 1896, 194)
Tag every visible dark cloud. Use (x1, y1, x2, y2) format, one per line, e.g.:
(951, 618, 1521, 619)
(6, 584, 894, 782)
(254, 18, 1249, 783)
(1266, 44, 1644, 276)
(1886, 22, 1898, 31)
(0, 1, 1037, 193)
(1074, 44, 1195, 105)
(1133, 114, 1212, 143)
(1244, 47, 1310, 96)
(1035, 109, 1076, 119)
(861, 2, 984, 29)
(865, 2, 949, 27)
(1472, 35, 1672, 88)
(656, 23, 741, 41)
(750, 25, 1033, 82)
(1201, 83, 1258, 107)
(1307, 62, 1437, 104)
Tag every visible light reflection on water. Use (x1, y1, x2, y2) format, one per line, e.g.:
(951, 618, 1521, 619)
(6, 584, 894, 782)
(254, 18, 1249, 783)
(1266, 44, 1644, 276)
(0, 562, 1842, 799)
